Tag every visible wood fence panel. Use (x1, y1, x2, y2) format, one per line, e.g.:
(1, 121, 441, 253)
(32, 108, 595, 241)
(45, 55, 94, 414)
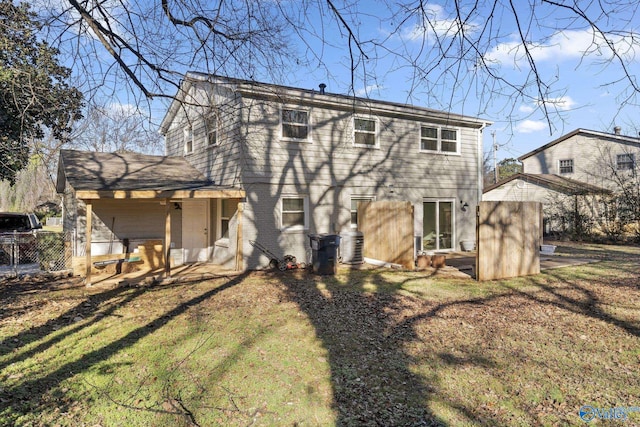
(477, 201, 541, 281)
(358, 201, 414, 269)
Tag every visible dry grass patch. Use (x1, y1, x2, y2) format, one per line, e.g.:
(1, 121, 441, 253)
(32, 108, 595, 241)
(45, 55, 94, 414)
(1, 242, 639, 426)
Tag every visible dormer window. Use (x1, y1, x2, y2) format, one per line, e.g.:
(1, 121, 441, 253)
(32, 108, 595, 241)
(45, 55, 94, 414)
(281, 108, 310, 141)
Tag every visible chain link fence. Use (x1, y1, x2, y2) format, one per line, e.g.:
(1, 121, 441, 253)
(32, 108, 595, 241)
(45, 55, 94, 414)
(0, 231, 72, 277)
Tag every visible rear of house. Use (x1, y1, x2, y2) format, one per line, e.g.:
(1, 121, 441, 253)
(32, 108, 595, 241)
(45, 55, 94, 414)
(160, 74, 490, 269)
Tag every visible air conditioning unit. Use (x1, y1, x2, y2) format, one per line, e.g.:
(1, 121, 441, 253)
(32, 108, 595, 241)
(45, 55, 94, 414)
(340, 231, 364, 264)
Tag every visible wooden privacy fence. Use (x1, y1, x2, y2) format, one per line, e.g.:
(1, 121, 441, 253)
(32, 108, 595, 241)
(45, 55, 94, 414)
(477, 201, 542, 281)
(358, 201, 414, 269)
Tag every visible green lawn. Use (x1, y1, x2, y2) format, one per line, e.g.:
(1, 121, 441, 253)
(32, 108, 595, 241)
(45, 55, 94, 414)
(1, 242, 639, 426)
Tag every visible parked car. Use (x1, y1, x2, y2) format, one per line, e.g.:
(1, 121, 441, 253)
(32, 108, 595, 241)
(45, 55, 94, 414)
(0, 213, 42, 264)
(0, 212, 43, 233)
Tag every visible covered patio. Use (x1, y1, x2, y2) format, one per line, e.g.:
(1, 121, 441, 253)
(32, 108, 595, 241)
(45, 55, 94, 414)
(56, 150, 245, 285)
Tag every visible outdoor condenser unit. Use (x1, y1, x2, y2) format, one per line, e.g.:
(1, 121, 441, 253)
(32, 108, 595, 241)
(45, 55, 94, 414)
(340, 231, 364, 264)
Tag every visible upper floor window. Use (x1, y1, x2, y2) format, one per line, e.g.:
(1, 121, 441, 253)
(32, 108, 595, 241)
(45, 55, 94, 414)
(559, 159, 574, 174)
(617, 153, 635, 171)
(420, 125, 460, 154)
(353, 117, 378, 148)
(206, 114, 218, 146)
(281, 108, 310, 141)
(281, 195, 308, 231)
(183, 127, 193, 154)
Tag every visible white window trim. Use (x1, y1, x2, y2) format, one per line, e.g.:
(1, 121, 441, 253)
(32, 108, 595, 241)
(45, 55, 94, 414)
(350, 195, 376, 228)
(422, 198, 456, 252)
(280, 195, 309, 232)
(215, 199, 231, 244)
(418, 124, 461, 155)
(280, 106, 312, 142)
(353, 116, 380, 149)
(183, 126, 194, 155)
(559, 159, 574, 174)
(206, 113, 218, 147)
(616, 153, 635, 171)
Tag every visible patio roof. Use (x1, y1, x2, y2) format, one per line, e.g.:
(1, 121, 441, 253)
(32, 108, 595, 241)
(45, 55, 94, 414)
(57, 149, 244, 199)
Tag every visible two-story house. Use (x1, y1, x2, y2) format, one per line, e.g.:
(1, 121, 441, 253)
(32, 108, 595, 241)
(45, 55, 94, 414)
(519, 127, 640, 187)
(58, 73, 490, 273)
(483, 127, 637, 234)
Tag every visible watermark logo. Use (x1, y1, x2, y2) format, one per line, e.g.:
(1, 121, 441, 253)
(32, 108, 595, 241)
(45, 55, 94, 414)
(579, 405, 640, 422)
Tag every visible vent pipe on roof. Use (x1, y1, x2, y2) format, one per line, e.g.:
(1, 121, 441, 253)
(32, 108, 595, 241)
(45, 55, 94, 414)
(319, 83, 326, 94)
(614, 126, 622, 135)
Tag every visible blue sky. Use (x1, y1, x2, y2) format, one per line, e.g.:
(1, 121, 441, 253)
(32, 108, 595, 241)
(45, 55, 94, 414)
(44, 0, 640, 162)
(277, 1, 640, 163)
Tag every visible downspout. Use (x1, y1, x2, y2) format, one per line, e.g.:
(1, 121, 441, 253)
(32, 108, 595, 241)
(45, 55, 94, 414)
(477, 122, 490, 204)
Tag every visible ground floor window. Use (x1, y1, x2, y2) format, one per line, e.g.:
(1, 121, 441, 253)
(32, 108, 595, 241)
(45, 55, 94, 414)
(281, 195, 308, 231)
(423, 200, 454, 251)
(350, 196, 375, 228)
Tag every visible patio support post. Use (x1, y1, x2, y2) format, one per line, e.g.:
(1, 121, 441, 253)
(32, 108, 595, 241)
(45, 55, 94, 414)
(235, 202, 243, 271)
(85, 200, 92, 286)
(165, 198, 171, 278)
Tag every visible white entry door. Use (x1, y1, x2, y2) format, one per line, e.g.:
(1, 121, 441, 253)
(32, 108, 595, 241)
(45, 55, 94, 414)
(182, 200, 210, 262)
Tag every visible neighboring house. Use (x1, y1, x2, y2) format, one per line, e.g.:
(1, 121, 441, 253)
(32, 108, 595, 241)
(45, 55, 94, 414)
(58, 73, 491, 272)
(518, 127, 640, 189)
(483, 173, 609, 234)
(483, 127, 637, 235)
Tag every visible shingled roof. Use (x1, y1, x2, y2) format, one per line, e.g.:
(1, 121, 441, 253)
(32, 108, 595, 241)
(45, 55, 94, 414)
(56, 149, 243, 199)
(483, 173, 611, 196)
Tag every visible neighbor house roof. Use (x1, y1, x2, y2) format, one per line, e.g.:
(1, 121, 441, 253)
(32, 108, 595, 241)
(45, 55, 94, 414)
(159, 72, 492, 134)
(483, 173, 611, 196)
(56, 149, 244, 199)
(518, 128, 640, 161)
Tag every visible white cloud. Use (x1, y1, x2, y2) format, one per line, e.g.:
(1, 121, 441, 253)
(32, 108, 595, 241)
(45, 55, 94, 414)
(519, 104, 535, 114)
(485, 29, 638, 66)
(516, 120, 547, 133)
(355, 84, 384, 97)
(542, 96, 576, 111)
(108, 102, 140, 116)
(402, 4, 478, 42)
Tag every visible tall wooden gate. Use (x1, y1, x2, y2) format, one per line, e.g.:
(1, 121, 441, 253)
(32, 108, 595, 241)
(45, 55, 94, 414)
(358, 201, 414, 269)
(477, 201, 542, 281)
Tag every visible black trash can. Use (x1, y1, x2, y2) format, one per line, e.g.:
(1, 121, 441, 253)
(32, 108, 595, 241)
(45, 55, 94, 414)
(309, 234, 341, 275)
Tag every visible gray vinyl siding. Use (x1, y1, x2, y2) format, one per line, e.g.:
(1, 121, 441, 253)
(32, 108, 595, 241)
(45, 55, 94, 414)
(522, 134, 640, 189)
(165, 82, 244, 187)
(238, 96, 479, 191)
(483, 179, 558, 202)
(71, 198, 182, 256)
(164, 79, 485, 268)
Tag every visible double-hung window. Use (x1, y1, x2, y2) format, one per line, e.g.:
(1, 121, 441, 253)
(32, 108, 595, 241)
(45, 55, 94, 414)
(350, 196, 374, 228)
(183, 127, 193, 154)
(281, 196, 308, 230)
(617, 153, 635, 171)
(353, 117, 378, 148)
(559, 159, 574, 174)
(281, 108, 310, 141)
(206, 114, 218, 146)
(219, 199, 237, 240)
(420, 125, 460, 154)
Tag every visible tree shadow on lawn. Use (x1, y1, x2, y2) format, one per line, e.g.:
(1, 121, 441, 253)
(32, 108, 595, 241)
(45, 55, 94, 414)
(277, 269, 514, 427)
(277, 249, 640, 427)
(0, 271, 251, 424)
